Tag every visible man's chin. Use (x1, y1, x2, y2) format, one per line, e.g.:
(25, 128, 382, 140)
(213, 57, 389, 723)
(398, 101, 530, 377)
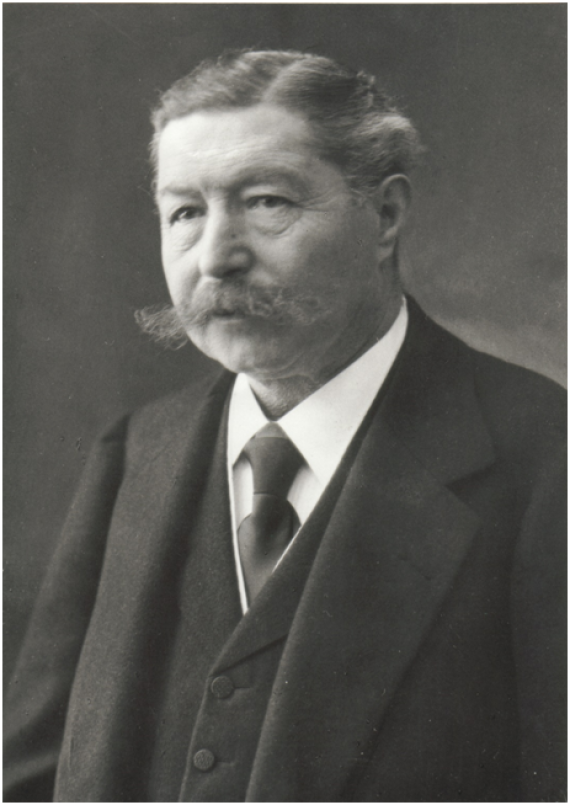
(188, 321, 290, 377)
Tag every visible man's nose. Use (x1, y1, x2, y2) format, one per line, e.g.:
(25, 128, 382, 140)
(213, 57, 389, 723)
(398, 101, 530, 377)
(197, 209, 254, 279)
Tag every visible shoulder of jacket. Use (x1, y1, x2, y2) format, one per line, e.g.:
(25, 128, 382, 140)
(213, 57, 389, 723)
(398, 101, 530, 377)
(408, 301, 565, 471)
(449, 336, 566, 474)
(97, 368, 232, 452)
(410, 301, 565, 428)
(468, 348, 565, 432)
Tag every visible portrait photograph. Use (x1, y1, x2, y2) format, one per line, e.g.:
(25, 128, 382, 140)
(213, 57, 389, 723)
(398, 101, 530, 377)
(4, 3, 566, 802)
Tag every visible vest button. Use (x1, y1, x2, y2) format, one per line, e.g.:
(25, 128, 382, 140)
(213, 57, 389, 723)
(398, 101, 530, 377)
(211, 675, 234, 699)
(193, 748, 216, 771)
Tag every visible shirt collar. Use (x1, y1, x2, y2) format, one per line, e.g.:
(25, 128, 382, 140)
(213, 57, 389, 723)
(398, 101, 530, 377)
(227, 298, 408, 485)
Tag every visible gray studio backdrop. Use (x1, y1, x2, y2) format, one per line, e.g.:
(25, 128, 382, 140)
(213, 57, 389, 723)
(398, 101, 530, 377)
(4, 3, 566, 684)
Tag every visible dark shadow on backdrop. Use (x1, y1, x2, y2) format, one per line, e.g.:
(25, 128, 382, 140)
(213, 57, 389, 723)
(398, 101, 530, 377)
(4, 3, 567, 685)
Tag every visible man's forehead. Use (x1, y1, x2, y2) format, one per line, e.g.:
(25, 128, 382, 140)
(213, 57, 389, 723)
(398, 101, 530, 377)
(155, 104, 327, 195)
(159, 104, 313, 153)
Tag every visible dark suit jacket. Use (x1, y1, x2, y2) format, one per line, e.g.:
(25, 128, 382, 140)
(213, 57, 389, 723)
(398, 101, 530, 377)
(4, 301, 566, 802)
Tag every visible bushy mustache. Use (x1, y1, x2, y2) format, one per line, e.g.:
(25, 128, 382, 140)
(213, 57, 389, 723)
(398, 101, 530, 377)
(135, 280, 328, 350)
(134, 304, 189, 350)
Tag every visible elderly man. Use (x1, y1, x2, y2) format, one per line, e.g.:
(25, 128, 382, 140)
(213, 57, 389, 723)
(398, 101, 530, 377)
(4, 50, 565, 802)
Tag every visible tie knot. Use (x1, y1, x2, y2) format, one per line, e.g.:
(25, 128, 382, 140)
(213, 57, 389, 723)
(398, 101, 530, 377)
(243, 423, 304, 498)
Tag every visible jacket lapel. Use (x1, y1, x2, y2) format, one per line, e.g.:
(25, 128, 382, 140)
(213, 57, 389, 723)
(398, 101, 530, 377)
(247, 306, 496, 802)
(57, 370, 240, 800)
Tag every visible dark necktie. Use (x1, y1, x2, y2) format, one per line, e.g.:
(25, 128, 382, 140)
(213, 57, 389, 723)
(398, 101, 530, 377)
(237, 422, 304, 603)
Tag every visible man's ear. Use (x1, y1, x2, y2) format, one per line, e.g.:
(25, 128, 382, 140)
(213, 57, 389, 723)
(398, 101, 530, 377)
(372, 174, 412, 255)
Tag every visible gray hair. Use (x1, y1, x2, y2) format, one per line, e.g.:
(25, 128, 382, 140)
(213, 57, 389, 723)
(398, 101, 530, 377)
(150, 49, 423, 197)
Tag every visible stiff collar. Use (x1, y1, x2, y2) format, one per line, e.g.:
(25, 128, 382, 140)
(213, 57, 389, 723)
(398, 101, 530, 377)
(227, 298, 408, 486)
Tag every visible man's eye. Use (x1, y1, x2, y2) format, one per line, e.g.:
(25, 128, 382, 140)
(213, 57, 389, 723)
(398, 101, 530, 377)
(247, 195, 291, 210)
(169, 206, 203, 224)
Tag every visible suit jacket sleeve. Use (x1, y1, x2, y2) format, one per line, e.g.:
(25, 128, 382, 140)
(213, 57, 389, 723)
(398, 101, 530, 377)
(3, 416, 129, 802)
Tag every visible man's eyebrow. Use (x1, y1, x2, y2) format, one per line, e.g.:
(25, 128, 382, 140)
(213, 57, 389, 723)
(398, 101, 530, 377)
(158, 169, 309, 199)
(157, 184, 200, 199)
(237, 169, 308, 190)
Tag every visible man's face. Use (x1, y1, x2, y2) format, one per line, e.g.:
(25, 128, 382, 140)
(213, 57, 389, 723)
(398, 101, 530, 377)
(156, 103, 391, 383)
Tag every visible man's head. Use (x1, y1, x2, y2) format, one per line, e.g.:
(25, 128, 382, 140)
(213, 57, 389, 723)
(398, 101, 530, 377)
(141, 50, 421, 392)
(151, 49, 421, 199)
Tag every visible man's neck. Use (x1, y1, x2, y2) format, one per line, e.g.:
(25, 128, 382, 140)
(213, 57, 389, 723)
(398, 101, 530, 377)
(247, 292, 404, 420)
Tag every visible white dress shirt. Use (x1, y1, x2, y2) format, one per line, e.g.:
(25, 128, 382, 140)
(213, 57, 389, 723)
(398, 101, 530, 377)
(227, 298, 408, 613)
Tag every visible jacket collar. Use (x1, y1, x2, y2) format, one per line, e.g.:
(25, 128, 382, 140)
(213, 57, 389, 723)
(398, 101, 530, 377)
(384, 296, 495, 485)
